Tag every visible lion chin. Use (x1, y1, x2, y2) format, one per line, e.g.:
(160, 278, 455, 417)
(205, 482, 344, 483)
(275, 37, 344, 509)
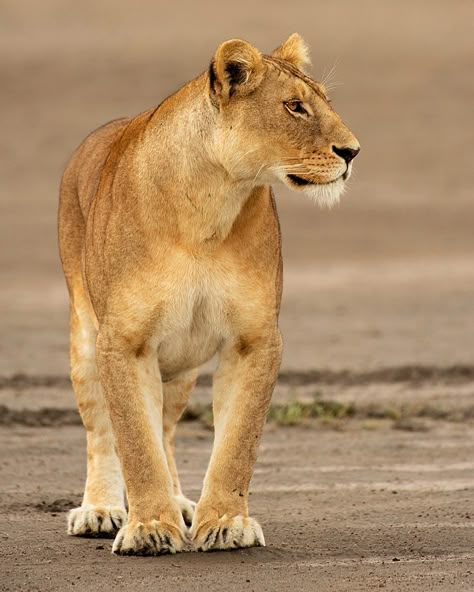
(302, 177, 347, 209)
(281, 173, 347, 209)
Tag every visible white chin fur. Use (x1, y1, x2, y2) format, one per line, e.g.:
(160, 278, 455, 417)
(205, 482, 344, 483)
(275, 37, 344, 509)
(269, 168, 346, 209)
(301, 177, 346, 208)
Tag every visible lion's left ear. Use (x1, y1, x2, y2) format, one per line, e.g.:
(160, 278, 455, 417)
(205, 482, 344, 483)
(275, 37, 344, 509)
(272, 33, 311, 71)
(210, 39, 264, 106)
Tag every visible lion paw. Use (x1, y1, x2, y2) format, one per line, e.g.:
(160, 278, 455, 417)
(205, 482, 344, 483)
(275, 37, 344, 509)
(67, 505, 127, 537)
(192, 514, 265, 552)
(175, 494, 196, 527)
(112, 520, 186, 556)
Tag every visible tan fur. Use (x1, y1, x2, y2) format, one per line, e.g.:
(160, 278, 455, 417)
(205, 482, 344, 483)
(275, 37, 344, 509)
(272, 32, 311, 71)
(58, 35, 359, 555)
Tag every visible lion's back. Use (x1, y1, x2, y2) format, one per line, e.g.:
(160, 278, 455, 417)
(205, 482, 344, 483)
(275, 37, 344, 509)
(64, 118, 131, 220)
(58, 118, 130, 280)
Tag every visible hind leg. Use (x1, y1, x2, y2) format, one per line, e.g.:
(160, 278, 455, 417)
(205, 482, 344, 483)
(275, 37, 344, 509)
(67, 281, 126, 537)
(162, 370, 198, 527)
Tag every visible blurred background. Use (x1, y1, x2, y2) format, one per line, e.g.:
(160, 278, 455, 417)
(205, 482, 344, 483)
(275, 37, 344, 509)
(1, 0, 473, 376)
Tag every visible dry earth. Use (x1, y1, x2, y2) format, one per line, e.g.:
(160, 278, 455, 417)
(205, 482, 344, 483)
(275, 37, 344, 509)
(1, 0, 474, 590)
(1, 403, 474, 592)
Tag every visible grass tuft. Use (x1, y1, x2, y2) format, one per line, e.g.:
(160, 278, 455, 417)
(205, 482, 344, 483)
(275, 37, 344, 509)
(268, 399, 355, 426)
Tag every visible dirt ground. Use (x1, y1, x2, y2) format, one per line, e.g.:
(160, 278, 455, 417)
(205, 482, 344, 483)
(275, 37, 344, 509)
(1, 0, 474, 590)
(1, 416, 474, 592)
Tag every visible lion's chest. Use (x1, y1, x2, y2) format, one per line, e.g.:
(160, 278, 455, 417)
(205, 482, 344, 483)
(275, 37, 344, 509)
(157, 270, 230, 380)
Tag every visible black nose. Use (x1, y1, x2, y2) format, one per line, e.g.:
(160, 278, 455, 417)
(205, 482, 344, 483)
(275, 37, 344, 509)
(332, 145, 360, 164)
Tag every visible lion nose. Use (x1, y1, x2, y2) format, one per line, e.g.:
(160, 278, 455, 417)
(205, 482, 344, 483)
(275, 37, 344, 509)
(332, 145, 360, 164)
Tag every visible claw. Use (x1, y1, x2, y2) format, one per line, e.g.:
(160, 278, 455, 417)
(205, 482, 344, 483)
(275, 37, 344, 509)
(192, 515, 265, 552)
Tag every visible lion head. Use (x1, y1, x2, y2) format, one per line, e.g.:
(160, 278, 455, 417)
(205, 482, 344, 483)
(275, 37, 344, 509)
(208, 34, 360, 207)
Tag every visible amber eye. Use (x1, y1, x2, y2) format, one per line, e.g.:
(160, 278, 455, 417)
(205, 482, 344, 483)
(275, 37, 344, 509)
(284, 100, 307, 115)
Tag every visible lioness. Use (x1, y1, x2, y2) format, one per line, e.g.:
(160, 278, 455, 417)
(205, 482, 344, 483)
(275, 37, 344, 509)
(58, 34, 359, 555)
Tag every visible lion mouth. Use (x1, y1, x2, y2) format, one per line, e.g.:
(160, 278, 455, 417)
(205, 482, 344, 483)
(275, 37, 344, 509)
(286, 174, 345, 187)
(286, 174, 314, 186)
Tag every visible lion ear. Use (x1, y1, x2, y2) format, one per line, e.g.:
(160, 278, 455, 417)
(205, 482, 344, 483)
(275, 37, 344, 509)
(272, 33, 311, 71)
(210, 39, 264, 106)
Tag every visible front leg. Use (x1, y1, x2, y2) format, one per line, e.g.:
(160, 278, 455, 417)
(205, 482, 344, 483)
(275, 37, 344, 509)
(191, 328, 282, 551)
(162, 369, 198, 526)
(96, 326, 187, 556)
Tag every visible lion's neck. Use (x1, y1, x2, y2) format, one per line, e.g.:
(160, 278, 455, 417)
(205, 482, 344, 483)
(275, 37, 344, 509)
(140, 75, 255, 245)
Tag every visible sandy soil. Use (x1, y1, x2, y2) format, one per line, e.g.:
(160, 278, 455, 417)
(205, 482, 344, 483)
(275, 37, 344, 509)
(1, 414, 474, 592)
(1, 0, 474, 590)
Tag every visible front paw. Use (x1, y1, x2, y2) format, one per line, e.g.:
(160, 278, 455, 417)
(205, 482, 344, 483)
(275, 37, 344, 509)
(175, 494, 196, 527)
(112, 520, 186, 556)
(67, 505, 127, 537)
(192, 514, 265, 552)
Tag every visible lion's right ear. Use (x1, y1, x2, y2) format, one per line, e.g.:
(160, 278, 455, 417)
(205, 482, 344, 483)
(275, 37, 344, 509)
(209, 40, 264, 106)
(272, 33, 311, 71)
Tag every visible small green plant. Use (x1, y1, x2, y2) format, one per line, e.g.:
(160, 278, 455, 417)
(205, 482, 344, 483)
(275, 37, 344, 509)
(268, 399, 355, 426)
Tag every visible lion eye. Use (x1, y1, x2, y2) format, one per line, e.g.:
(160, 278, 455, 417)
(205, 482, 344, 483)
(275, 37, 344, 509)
(284, 100, 307, 115)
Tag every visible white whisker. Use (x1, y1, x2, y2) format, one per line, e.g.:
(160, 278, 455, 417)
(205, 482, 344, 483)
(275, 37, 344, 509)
(228, 148, 258, 176)
(320, 62, 338, 88)
(324, 81, 343, 93)
(280, 166, 310, 173)
(252, 162, 268, 185)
